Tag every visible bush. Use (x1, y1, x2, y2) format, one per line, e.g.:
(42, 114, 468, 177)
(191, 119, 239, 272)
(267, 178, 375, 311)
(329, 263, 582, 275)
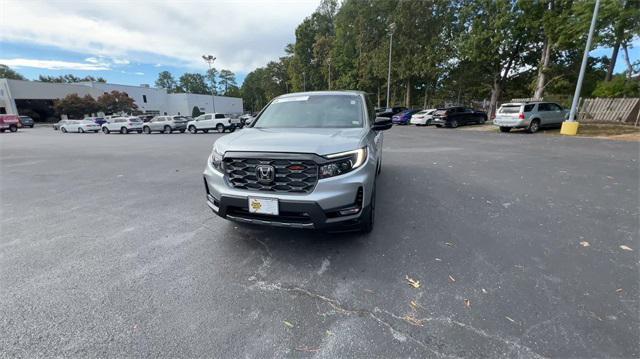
(592, 76, 640, 98)
(192, 106, 203, 118)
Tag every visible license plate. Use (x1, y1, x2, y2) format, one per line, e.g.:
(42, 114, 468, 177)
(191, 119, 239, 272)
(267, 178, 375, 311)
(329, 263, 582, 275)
(248, 197, 279, 215)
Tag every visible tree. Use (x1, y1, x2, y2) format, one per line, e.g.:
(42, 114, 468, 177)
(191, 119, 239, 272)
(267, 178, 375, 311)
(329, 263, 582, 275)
(218, 69, 237, 94)
(592, 75, 640, 97)
(178, 73, 210, 94)
(53, 93, 99, 118)
(155, 71, 177, 92)
(0, 64, 26, 80)
(38, 74, 106, 83)
(192, 106, 203, 118)
(206, 68, 219, 95)
(600, 0, 640, 81)
(96, 91, 138, 114)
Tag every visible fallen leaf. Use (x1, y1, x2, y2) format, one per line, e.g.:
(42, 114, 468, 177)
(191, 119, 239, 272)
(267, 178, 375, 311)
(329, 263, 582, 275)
(403, 315, 425, 326)
(444, 242, 455, 247)
(579, 241, 590, 247)
(326, 330, 334, 336)
(435, 258, 442, 262)
(405, 275, 421, 288)
(464, 299, 471, 308)
(481, 288, 487, 294)
(410, 300, 424, 311)
(616, 288, 623, 293)
(283, 321, 294, 328)
(619, 245, 633, 251)
(448, 275, 456, 283)
(505, 316, 517, 324)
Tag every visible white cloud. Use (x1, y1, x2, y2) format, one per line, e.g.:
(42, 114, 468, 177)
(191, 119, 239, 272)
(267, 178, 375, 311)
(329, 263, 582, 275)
(134, 72, 144, 76)
(85, 57, 99, 63)
(0, 58, 110, 70)
(1, 0, 319, 72)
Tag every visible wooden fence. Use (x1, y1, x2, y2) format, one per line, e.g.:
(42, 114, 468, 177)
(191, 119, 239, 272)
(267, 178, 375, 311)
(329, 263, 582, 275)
(577, 98, 640, 126)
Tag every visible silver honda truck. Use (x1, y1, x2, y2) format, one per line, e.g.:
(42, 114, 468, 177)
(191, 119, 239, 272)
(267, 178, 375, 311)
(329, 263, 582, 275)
(203, 91, 392, 232)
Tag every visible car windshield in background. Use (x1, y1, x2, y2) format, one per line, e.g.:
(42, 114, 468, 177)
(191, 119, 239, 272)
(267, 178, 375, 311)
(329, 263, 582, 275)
(128, 118, 142, 122)
(500, 105, 521, 113)
(254, 95, 363, 128)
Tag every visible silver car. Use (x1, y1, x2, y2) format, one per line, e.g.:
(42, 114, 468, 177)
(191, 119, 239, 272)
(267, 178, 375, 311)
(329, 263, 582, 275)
(142, 115, 188, 134)
(203, 91, 392, 232)
(494, 101, 568, 133)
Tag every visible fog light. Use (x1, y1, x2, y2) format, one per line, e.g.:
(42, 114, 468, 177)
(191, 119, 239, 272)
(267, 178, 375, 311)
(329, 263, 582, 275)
(338, 207, 360, 216)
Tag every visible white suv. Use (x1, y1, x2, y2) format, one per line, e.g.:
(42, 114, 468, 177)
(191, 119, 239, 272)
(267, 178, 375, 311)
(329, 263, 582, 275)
(187, 113, 240, 134)
(101, 116, 143, 134)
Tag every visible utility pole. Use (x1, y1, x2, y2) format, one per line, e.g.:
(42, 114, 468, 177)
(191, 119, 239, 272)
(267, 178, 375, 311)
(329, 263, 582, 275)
(386, 23, 396, 109)
(202, 54, 217, 113)
(564, 0, 600, 135)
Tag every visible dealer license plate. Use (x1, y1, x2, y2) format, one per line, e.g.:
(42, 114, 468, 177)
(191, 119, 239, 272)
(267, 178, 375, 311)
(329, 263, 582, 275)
(248, 197, 279, 215)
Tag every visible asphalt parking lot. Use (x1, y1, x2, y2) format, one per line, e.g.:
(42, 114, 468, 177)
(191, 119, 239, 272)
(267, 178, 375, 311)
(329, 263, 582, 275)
(1, 126, 638, 358)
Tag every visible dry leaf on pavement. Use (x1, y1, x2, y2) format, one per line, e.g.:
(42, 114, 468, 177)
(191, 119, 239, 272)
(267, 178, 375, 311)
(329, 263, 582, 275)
(283, 321, 294, 328)
(579, 241, 590, 247)
(619, 245, 633, 251)
(403, 315, 425, 326)
(448, 275, 456, 283)
(405, 275, 421, 288)
(616, 288, 623, 293)
(464, 299, 471, 308)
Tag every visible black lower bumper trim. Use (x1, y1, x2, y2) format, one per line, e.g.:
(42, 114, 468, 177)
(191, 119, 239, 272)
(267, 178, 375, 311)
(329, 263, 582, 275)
(208, 194, 365, 230)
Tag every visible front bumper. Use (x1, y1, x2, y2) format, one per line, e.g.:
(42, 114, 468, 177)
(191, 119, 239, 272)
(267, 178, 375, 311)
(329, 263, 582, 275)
(203, 154, 376, 230)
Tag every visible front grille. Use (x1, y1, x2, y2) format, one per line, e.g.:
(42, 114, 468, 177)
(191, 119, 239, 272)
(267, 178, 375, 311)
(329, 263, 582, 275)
(224, 157, 319, 193)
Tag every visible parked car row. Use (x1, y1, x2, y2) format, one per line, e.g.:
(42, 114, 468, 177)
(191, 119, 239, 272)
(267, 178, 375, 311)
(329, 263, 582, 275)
(380, 106, 488, 128)
(53, 113, 244, 135)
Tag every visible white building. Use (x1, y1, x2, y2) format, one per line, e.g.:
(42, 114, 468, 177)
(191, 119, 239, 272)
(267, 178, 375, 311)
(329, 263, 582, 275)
(0, 78, 243, 120)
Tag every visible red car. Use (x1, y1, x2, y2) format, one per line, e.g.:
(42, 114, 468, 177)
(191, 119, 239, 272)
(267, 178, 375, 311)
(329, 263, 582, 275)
(0, 114, 20, 133)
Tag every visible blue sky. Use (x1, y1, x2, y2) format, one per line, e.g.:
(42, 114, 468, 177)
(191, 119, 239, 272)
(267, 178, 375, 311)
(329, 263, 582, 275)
(0, 0, 319, 87)
(0, 0, 637, 87)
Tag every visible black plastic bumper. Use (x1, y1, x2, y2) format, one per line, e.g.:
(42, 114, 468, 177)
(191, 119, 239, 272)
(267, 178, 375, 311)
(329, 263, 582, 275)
(206, 193, 366, 230)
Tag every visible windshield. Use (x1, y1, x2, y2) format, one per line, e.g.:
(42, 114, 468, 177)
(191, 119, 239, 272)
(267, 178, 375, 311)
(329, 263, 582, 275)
(254, 94, 363, 128)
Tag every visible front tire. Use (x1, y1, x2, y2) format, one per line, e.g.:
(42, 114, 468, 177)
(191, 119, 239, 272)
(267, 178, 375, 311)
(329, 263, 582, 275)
(450, 120, 459, 128)
(499, 126, 511, 133)
(78, 128, 85, 133)
(228, 126, 236, 133)
(164, 125, 172, 134)
(61, 127, 67, 133)
(188, 125, 197, 134)
(9, 124, 17, 132)
(216, 124, 225, 133)
(360, 183, 376, 233)
(143, 126, 151, 134)
(102, 127, 110, 134)
(120, 127, 128, 134)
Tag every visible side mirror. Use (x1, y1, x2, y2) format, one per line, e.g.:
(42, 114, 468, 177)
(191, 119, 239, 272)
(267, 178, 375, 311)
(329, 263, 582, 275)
(372, 117, 392, 131)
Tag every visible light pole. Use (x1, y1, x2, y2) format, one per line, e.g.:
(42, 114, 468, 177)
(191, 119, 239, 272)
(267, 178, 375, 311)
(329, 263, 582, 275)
(202, 54, 217, 113)
(563, 0, 600, 135)
(386, 23, 396, 109)
(327, 58, 332, 90)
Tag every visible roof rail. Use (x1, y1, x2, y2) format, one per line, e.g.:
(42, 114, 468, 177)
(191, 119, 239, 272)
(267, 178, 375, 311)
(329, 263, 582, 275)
(510, 97, 544, 103)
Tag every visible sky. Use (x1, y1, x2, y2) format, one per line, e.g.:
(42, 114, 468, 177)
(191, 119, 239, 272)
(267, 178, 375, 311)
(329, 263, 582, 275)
(0, 0, 637, 87)
(0, 0, 320, 86)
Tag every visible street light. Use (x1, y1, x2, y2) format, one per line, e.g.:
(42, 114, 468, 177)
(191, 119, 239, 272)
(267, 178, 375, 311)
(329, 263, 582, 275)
(386, 22, 396, 109)
(202, 54, 217, 113)
(563, 0, 600, 135)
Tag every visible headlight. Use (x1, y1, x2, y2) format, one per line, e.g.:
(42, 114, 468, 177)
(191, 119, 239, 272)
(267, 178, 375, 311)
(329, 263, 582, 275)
(320, 147, 367, 179)
(210, 147, 224, 172)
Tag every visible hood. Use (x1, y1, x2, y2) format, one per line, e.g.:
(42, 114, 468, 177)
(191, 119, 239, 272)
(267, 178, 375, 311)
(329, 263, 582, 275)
(213, 127, 368, 156)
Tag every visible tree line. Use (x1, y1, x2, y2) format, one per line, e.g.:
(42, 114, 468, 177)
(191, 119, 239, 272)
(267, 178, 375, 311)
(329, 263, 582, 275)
(240, 0, 640, 115)
(53, 91, 137, 119)
(154, 68, 240, 97)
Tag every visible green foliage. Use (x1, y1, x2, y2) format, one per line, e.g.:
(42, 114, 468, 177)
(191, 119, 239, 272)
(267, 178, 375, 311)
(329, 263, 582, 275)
(38, 74, 106, 83)
(592, 75, 640, 97)
(178, 73, 210, 95)
(206, 68, 219, 95)
(0, 64, 27, 80)
(218, 69, 237, 94)
(155, 71, 177, 93)
(54, 94, 99, 118)
(192, 106, 203, 118)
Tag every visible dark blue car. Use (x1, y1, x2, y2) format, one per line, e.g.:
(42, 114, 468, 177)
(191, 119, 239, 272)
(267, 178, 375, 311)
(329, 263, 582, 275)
(391, 109, 419, 125)
(84, 117, 107, 125)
